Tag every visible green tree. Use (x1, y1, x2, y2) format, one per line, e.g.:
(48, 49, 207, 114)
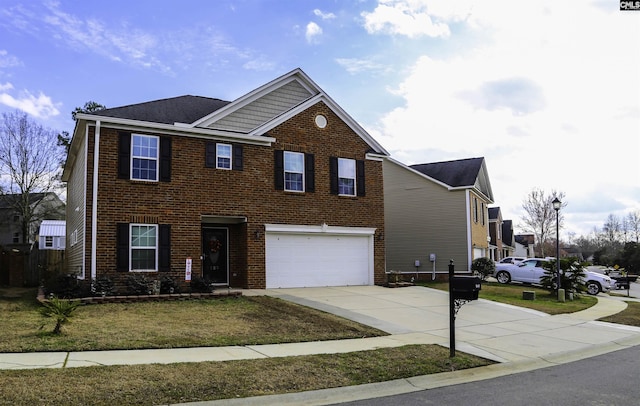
(71, 101, 106, 120)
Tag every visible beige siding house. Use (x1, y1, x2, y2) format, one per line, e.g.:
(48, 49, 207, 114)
(383, 157, 494, 277)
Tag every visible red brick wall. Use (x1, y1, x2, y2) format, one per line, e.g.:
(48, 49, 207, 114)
(82, 101, 385, 290)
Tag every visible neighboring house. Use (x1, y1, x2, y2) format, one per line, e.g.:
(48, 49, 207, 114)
(38, 220, 66, 250)
(501, 219, 515, 259)
(62, 68, 388, 290)
(383, 157, 494, 275)
(0, 193, 66, 246)
(488, 207, 503, 262)
(515, 234, 535, 258)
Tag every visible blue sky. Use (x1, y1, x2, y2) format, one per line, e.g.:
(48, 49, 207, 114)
(1, 0, 639, 239)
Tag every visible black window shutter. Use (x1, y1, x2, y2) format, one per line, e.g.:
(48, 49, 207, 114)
(159, 137, 171, 182)
(305, 153, 315, 192)
(232, 144, 243, 171)
(356, 160, 366, 196)
(274, 150, 284, 190)
(118, 132, 131, 179)
(116, 223, 129, 272)
(205, 142, 216, 168)
(159, 224, 171, 272)
(329, 156, 338, 195)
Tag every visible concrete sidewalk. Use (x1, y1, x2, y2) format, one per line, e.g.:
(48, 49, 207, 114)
(2, 285, 640, 405)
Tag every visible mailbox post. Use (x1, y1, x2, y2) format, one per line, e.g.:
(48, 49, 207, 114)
(448, 260, 482, 357)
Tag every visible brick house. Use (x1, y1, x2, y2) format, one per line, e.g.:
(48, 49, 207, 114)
(62, 68, 388, 290)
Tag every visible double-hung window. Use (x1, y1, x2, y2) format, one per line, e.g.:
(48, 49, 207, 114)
(216, 144, 232, 169)
(284, 151, 304, 192)
(130, 224, 157, 271)
(132, 134, 159, 181)
(338, 158, 356, 196)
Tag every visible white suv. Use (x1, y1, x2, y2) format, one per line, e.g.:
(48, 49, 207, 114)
(494, 258, 613, 295)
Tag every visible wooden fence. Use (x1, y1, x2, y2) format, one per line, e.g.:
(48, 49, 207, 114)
(0, 244, 64, 287)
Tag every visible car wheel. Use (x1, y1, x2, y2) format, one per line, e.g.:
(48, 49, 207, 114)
(496, 271, 511, 284)
(586, 281, 601, 295)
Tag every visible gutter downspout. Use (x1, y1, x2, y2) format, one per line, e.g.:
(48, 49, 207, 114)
(91, 121, 100, 280)
(466, 189, 472, 268)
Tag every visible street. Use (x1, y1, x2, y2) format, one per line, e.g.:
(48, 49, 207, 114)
(334, 344, 640, 405)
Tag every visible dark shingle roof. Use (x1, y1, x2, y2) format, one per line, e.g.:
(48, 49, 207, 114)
(90, 95, 231, 124)
(0, 193, 48, 209)
(410, 157, 484, 187)
(502, 220, 514, 245)
(488, 207, 500, 220)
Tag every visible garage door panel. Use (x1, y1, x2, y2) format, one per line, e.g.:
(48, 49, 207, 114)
(266, 233, 372, 288)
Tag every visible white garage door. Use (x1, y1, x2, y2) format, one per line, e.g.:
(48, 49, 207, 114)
(265, 229, 373, 289)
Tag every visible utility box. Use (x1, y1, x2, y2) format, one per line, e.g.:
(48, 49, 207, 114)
(451, 276, 481, 300)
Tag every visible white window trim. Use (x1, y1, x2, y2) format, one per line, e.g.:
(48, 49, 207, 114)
(216, 143, 232, 170)
(338, 158, 356, 196)
(284, 151, 305, 192)
(129, 224, 158, 272)
(131, 134, 159, 182)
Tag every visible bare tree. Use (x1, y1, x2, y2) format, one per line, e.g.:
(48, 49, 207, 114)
(0, 111, 64, 243)
(602, 214, 622, 245)
(627, 210, 640, 243)
(520, 188, 566, 257)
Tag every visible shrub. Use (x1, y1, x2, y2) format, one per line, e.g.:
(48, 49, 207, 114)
(540, 257, 587, 294)
(40, 297, 80, 335)
(91, 276, 115, 297)
(190, 277, 215, 293)
(125, 274, 153, 295)
(471, 257, 495, 281)
(45, 274, 83, 298)
(160, 276, 180, 294)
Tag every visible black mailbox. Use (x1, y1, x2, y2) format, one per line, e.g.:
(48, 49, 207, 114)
(451, 276, 482, 300)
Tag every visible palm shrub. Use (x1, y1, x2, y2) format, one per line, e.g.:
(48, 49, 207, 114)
(471, 257, 495, 281)
(40, 297, 80, 335)
(540, 257, 587, 295)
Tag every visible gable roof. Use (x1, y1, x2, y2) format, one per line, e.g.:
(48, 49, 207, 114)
(0, 193, 50, 209)
(91, 95, 230, 125)
(502, 220, 514, 246)
(409, 157, 494, 202)
(410, 158, 483, 187)
(70, 68, 388, 156)
(488, 207, 501, 220)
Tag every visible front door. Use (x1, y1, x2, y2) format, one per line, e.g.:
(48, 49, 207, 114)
(202, 227, 228, 284)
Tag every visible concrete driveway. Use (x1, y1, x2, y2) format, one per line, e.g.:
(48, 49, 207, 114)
(258, 285, 640, 363)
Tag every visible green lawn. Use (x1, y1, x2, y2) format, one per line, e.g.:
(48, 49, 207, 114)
(2, 283, 639, 405)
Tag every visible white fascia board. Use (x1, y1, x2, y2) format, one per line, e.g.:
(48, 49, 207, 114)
(265, 223, 376, 236)
(387, 156, 452, 190)
(74, 113, 275, 146)
(365, 153, 386, 161)
(191, 69, 316, 128)
(250, 93, 389, 156)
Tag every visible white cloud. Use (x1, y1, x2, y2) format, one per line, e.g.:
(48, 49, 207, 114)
(0, 50, 22, 68)
(306, 22, 323, 43)
(336, 58, 388, 74)
(0, 85, 60, 119)
(370, 1, 640, 236)
(313, 9, 336, 20)
(361, 0, 451, 38)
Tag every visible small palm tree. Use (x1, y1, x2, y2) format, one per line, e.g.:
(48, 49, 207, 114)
(40, 297, 80, 335)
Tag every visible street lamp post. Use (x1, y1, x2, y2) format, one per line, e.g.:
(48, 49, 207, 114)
(552, 197, 562, 301)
